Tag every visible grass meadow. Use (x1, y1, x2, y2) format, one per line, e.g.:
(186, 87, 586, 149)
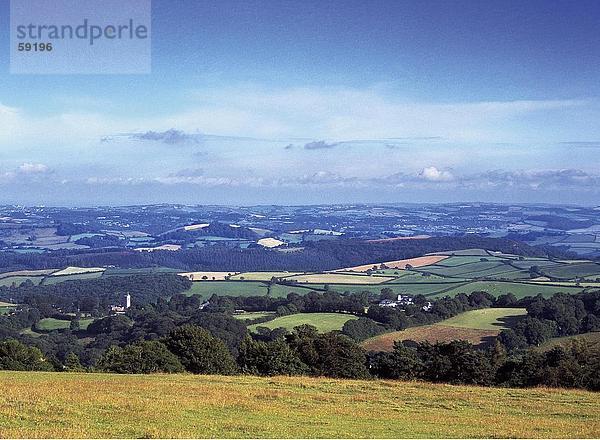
(0, 371, 598, 438)
(248, 312, 357, 333)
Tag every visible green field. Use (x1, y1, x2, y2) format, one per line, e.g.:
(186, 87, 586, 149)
(441, 307, 527, 330)
(248, 312, 357, 333)
(541, 262, 600, 279)
(42, 272, 104, 285)
(0, 276, 44, 287)
(35, 318, 94, 331)
(430, 280, 584, 299)
(184, 281, 268, 299)
(233, 312, 275, 320)
(0, 372, 598, 438)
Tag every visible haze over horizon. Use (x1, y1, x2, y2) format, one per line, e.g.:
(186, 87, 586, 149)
(1, 0, 600, 205)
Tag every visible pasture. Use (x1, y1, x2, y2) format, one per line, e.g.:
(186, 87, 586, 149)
(35, 318, 94, 331)
(248, 312, 357, 333)
(232, 312, 275, 320)
(184, 281, 268, 299)
(440, 308, 527, 330)
(0, 372, 598, 438)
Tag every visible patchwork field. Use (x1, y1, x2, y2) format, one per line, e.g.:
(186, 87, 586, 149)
(362, 307, 527, 351)
(248, 312, 357, 333)
(2, 248, 598, 302)
(0, 372, 598, 438)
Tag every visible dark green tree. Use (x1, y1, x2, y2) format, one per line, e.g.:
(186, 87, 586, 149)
(165, 325, 237, 375)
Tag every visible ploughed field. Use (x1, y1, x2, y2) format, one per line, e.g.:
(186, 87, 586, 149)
(0, 371, 599, 438)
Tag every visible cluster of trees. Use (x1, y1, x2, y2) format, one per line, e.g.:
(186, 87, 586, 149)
(2, 324, 598, 391)
(160, 223, 259, 244)
(370, 339, 600, 390)
(499, 292, 600, 350)
(206, 290, 369, 316)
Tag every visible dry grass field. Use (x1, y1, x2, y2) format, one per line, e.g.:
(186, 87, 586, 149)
(288, 273, 393, 284)
(362, 325, 499, 351)
(51, 266, 106, 276)
(0, 372, 599, 438)
(178, 271, 236, 281)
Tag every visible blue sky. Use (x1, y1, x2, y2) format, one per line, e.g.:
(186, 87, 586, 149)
(1, 0, 600, 205)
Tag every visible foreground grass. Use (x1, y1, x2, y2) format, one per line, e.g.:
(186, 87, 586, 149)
(0, 371, 598, 438)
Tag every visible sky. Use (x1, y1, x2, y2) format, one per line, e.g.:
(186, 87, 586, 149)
(1, 0, 600, 206)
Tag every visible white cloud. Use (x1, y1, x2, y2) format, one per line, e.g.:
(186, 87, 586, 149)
(419, 166, 454, 182)
(19, 163, 49, 174)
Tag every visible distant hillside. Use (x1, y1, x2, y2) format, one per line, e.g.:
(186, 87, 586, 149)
(0, 235, 573, 272)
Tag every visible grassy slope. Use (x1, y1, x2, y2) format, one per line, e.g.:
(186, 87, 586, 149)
(362, 308, 526, 351)
(538, 331, 600, 351)
(0, 372, 598, 438)
(440, 307, 527, 330)
(248, 312, 357, 333)
(362, 325, 500, 351)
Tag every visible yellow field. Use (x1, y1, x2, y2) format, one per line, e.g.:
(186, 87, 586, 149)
(0, 269, 58, 279)
(0, 372, 598, 438)
(51, 266, 106, 276)
(257, 238, 285, 248)
(183, 223, 210, 231)
(342, 255, 448, 272)
(134, 244, 182, 252)
(229, 271, 302, 281)
(288, 273, 393, 284)
(178, 271, 237, 281)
